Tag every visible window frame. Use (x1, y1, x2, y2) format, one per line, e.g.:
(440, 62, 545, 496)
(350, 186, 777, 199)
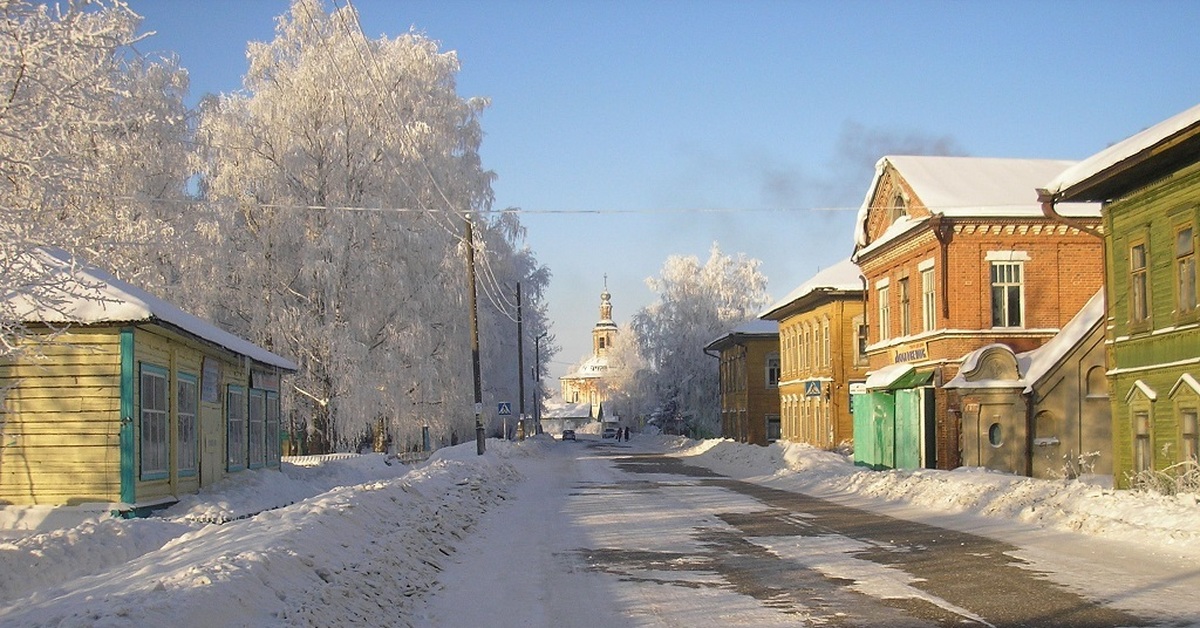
(920, 266, 936, 332)
(1130, 240, 1150, 328)
(877, 285, 891, 342)
(176, 372, 199, 477)
(765, 353, 780, 389)
(248, 388, 267, 469)
(227, 385, 247, 472)
(990, 261, 1024, 328)
(1175, 223, 1197, 317)
(898, 277, 911, 336)
(139, 363, 170, 481)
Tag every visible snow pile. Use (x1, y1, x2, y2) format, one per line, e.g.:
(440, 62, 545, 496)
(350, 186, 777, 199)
(674, 438, 1200, 552)
(0, 442, 522, 627)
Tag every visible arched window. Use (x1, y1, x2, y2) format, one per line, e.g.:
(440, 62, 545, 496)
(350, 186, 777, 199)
(1086, 366, 1108, 398)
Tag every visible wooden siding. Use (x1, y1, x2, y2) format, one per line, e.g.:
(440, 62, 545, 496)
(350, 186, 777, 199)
(1105, 160, 1200, 487)
(0, 329, 123, 505)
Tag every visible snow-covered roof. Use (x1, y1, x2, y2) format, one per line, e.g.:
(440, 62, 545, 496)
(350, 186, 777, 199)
(945, 290, 1104, 393)
(864, 363, 913, 391)
(704, 319, 779, 351)
(854, 156, 1099, 249)
(1043, 102, 1200, 201)
(561, 354, 611, 380)
(760, 257, 862, 319)
(7, 249, 298, 371)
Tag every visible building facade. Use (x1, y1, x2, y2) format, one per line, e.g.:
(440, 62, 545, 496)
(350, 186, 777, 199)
(760, 258, 867, 449)
(705, 320, 780, 445)
(1040, 102, 1200, 488)
(852, 156, 1104, 470)
(0, 250, 296, 510)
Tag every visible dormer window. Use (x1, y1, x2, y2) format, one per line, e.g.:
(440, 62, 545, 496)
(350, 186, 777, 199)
(890, 193, 907, 222)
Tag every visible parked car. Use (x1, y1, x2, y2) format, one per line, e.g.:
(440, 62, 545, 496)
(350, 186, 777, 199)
(602, 427, 618, 439)
(561, 429, 576, 441)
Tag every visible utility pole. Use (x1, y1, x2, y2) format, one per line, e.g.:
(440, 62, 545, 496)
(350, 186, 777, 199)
(465, 215, 485, 455)
(535, 331, 548, 433)
(516, 282, 526, 440)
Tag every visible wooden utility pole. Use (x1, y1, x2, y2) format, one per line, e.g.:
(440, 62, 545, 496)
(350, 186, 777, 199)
(465, 216, 485, 455)
(516, 282, 526, 440)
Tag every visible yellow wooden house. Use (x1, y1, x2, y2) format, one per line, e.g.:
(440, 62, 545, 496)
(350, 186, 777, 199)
(0, 250, 296, 512)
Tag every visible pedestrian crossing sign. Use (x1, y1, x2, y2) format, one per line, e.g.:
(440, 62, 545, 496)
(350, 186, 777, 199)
(498, 402, 512, 416)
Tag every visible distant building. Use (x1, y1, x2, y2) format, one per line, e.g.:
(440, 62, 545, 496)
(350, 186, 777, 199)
(851, 156, 1104, 471)
(705, 320, 780, 445)
(559, 282, 618, 421)
(759, 257, 866, 449)
(0, 249, 297, 511)
(1040, 102, 1200, 488)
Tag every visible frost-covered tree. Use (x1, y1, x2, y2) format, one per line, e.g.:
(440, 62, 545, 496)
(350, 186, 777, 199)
(194, 0, 537, 452)
(630, 243, 770, 436)
(0, 0, 191, 356)
(599, 322, 651, 425)
(474, 213, 555, 438)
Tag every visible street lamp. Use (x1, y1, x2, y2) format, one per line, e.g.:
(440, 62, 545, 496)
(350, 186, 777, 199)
(535, 331, 548, 434)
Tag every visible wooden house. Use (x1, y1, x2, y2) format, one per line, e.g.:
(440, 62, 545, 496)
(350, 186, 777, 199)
(759, 257, 867, 449)
(851, 156, 1104, 471)
(0, 250, 297, 512)
(1040, 102, 1200, 488)
(705, 320, 780, 445)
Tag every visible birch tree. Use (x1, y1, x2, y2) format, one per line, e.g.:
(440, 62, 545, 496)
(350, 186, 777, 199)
(1, 0, 191, 360)
(630, 243, 770, 436)
(195, 0, 529, 452)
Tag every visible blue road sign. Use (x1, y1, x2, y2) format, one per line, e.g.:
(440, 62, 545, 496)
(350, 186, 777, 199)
(498, 402, 512, 416)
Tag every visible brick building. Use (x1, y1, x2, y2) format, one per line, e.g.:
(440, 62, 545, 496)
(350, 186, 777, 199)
(705, 320, 780, 445)
(851, 156, 1103, 470)
(759, 257, 866, 449)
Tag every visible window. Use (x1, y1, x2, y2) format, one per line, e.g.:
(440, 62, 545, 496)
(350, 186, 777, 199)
(1177, 226, 1196, 314)
(990, 262, 1023, 327)
(852, 314, 868, 365)
(177, 373, 199, 476)
(227, 385, 246, 471)
(988, 422, 1003, 447)
(898, 277, 911, 335)
(1131, 242, 1149, 324)
(598, 336, 606, 350)
(921, 267, 936, 332)
(266, 391, 281, 466)
(1134, 410, 1152, 472)
(140, 364, 169, 480)
(890, 193, 906, 222)
(766, 354, 780, 388)
(1182, 409, 1198, 463)
(877, 286, 891, 341)
(822, 321, 830, 367)
(248, 389, 266, 469)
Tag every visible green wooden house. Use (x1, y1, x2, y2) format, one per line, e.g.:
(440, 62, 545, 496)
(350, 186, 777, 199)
(1, 249, 297, 512)
(1040, 102, 1200, 488)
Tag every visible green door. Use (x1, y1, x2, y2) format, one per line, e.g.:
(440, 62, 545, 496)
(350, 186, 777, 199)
(895, 388, 923, 470)
(872, 392, 896, 470)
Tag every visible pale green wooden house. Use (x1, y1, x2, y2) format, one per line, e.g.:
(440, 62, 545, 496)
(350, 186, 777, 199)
(1041, 102, 1200, 488)
(1, 250, 297, 511)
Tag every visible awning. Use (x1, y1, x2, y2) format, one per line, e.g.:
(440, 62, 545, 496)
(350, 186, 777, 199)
(864, 363, 934, 391)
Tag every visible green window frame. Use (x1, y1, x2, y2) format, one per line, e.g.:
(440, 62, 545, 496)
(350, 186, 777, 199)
(177, 372, 199, 477)
(227, 385, 246, 472)
(266, 391, 281, 467)
(248, 389, 266, 469)
(139, 364, 170, 480)
(1130, 241, 1150, 325)
(1176, 225, 1197, 315)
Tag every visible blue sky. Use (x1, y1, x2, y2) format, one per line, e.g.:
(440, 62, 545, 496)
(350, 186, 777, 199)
(127, 0, 1200, 380)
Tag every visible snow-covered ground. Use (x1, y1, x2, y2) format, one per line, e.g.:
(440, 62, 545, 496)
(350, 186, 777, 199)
(2, 435, 1199, 626)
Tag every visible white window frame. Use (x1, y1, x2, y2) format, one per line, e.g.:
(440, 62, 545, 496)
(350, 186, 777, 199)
(227, 385, 246, 471)
(248, 389, 266, 469)
(920, 264, 936, 332)
(877, 285, 891, 341)
(177, 372, 199, 477)
(139, 364, 169, 480)
(989, 257, 1025, 328)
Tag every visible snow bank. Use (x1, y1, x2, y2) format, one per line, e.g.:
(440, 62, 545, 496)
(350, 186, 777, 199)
(673, 439, 1200, 554)
(0, 441, 523, 627)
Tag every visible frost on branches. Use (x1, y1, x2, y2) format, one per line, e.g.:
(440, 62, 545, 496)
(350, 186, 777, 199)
(193, 0, 549, 453)
(0, 0, 191, 359)
(628, 243, 769, 436)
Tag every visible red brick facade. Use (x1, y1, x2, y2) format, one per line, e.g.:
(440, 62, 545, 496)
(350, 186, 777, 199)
(855, 159, 1104, 469)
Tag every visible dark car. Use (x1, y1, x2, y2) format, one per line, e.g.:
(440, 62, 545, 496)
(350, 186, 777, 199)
(561, 429, 576, 441)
